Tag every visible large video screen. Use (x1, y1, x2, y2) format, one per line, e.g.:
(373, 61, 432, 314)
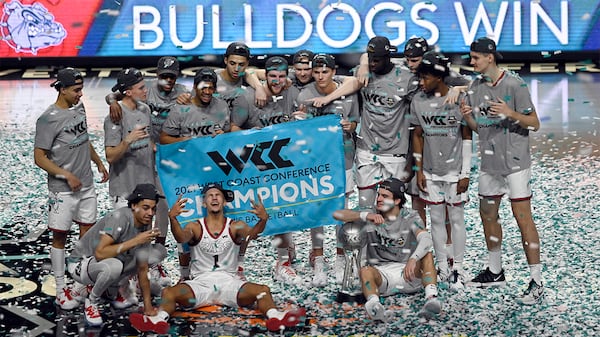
(1, 0, 598, 58)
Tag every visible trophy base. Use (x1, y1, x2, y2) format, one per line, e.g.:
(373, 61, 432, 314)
(336, 291, 366, 304)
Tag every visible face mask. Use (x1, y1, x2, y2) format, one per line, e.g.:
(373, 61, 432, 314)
(379, 198, 395, 212)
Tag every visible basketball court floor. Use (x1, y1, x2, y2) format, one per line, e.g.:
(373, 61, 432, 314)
(0, 71, 598, 336)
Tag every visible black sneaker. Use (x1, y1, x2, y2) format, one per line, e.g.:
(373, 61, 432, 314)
(518, 279, 544, 305)
(467, 267, 506, 287)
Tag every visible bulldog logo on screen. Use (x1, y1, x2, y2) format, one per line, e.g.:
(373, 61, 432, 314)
(0, 0, 66, 55)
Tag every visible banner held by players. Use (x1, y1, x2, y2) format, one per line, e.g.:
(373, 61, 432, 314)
(156, 114, 346, 236)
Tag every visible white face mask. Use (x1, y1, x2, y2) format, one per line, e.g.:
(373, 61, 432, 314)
(379, 198, 396, 212)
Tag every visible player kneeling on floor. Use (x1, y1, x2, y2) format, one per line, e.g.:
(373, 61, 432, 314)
(67, 183, 167, 326)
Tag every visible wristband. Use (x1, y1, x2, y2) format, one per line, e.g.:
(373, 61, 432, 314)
(359, 211, 369, 222)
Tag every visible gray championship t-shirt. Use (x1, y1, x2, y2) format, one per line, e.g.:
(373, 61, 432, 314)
(162, 97, 231, 138)
(104, 102, 155, 198)
(215, 69, 248, 112)
(34, 103, 94, 192)
(364, 207, 424, 265)
(70, 207, 151, 265)
(296, 80, 360, 169)
(145, 79, 189, 144)
(466, 70, 535, 175)
(411, 91, 466, 179)
(358, 64, 414, 155)
(231, 86, 299, 129)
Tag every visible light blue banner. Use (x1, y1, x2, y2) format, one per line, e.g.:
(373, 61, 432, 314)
(156, 114, 346, 236)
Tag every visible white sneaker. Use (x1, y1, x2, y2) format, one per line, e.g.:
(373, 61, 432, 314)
(150, 264, 171, 287)
(274, 260, 302, 285)
(84, 299, 103, 326)
(55, 287, 80, 310)
(448, 269, 465, 291)
(365, 298, 392, 322)
(311, 257, 327, 287)
(518, 280, 544, 305)
(437, 267, 450, 283)
(71, 283, 90, 303)
(111, 285, 139, 309)
(149, 264, 171, 295)
(334, 255, 346, 285)
(422, 295, 442, 315)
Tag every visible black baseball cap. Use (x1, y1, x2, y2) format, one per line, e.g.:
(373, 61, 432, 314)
(112, 68, 144, 93)
(312, 53, 335, 69)
(292, 50, 314, 65)
(225, 42, 250, 58)
(50, 67, 83, 89)
(366, 36, 397, 57)
(470, 37, 503, 60)
(156, 56, 179, 76)
(127, 183, 165, 204)
(202, 183, 234, 202)
(378, 177, 407, 200)
(264, 56, 289, 72)
(193, 68, 217, 87)
(417, 51, 450, 78)
(404, 37, 429, 58)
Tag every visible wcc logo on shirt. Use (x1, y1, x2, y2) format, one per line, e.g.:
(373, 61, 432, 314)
(207, 138, 294, 175)
(420, 115, 459, 126)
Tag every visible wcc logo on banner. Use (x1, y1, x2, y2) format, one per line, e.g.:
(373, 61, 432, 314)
(156, 114, 346, 236)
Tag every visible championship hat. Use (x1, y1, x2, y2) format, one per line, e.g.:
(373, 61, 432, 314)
(156, 56, 179, 76)
(50, 67, 83, 89)
(366, 36, 397, 57)
(112, 68, 144, 93)
(470, 37, 503, 60)
(202, 183, 234, 202)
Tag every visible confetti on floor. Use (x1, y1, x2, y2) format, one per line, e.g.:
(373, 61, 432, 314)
(0, 74, 599, 336)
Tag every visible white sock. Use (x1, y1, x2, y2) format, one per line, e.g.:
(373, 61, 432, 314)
(50, 247, 66, 290)
(453, 261, 464, 273)
(445, 243, 454, 259)
(488, 250, 502, 274)
(424, 284, 438, 299)
(149, 310, 169, 323)
(529, 264, 542, 284)
(266, 308, 285, 320)
(277, 248, 289, 262)
(366, 294, 379, 303)
(180, 265, 190, 279)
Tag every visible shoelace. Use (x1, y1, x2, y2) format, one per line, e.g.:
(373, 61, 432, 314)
(86, 304, 100, 318)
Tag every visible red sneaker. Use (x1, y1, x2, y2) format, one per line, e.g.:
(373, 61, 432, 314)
(265, 307, 306, 332)
(129, 312, 170, 334)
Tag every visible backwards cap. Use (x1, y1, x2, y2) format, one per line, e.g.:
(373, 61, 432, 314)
(51, 67, 83, 89)
(264, 56, 289, 72)
(126, 183, 165, 205)
(312, 53, 335, 69)
(404, 37, 429, 57)
(470, 37, 503, 60)
(378, 177, 407, 200)
(202, 183, 234, 202)
(112, 68, 144, 93)
(417, 51, 450, 78)
(292, 50, 314, 65)
(194, 68, 218, 87)
(225, 42, 250, 58)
